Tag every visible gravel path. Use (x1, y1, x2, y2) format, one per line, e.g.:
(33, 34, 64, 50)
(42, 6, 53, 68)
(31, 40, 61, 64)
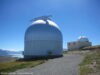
(9, 54, 84, 75)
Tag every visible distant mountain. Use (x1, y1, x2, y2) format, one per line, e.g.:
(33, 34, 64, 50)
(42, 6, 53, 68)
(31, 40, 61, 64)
(0, 49, 8, 56)
(0, 49, 22, 56)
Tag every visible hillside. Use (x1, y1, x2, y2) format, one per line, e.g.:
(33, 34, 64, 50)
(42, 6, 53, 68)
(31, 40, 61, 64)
(0, 49, 23, 63)
(82, 45, 100, 50)
(0, 49, 22, 56)
(80, 45, 100, 75)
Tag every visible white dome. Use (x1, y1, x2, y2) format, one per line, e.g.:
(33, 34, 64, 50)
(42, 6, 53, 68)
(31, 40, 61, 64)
(32, 20, 60, 29)
(24, 18, 63, 59)
(78, 36, 89, 42)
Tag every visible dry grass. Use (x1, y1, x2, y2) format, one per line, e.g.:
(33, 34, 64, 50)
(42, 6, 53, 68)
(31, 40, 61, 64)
(80, 50, 100, 75)
(0, 59, 47, 75)
(82, 45, 100, 50)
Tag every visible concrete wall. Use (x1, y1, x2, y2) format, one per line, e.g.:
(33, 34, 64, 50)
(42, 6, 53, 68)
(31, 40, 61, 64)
(67, 41, 92, 50)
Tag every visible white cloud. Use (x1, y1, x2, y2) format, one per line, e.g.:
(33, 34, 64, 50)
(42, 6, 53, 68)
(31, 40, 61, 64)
(2, 48, 23, 52)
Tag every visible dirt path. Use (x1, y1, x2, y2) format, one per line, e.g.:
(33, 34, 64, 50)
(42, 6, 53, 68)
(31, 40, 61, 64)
(9, 54, 84, 75)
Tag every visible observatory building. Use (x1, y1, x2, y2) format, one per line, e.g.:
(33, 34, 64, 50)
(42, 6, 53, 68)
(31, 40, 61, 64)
(67, 36, 92, 50)
(23, 16, 63, 59)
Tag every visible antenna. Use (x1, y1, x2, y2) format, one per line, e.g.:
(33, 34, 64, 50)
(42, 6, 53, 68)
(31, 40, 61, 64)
(30, 15, 52, 22)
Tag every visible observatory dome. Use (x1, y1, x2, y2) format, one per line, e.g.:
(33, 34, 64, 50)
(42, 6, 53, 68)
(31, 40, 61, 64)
(78, 36, 89, 42)
(24, 16, 63, 59)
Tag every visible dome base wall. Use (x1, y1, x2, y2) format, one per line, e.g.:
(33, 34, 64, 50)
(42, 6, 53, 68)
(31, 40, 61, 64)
(24, 55, 63, 60)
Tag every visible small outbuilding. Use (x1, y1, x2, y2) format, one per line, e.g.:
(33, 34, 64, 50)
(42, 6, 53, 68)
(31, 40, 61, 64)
(67, 36, 92, 50)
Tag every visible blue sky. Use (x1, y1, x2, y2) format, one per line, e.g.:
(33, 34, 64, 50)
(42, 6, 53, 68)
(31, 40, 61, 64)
(0, 0, 100, 51)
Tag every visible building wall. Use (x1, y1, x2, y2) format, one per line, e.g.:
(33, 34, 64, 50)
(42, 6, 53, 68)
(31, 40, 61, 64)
(24, 22, 63, 58)
(67, 41, 92, 50)
(24, 40, 62, 56)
